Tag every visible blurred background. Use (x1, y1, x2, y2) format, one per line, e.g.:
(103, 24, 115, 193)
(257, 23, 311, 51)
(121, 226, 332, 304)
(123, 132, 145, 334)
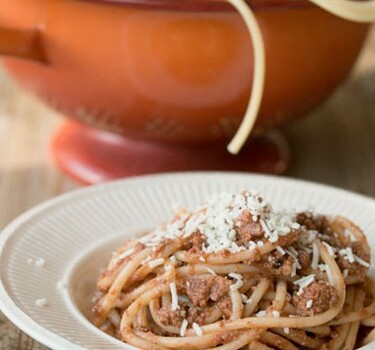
(0, 28, 373, 226)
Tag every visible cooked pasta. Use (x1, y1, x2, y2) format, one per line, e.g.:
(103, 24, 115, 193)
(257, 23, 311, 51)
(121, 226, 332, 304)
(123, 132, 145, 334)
(227, 0, 375, 154)
(93, 191, 375, 349)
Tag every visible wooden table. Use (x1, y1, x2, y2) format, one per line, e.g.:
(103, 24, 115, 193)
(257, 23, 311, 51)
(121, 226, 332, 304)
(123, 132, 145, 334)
(0, 27, 374, 350)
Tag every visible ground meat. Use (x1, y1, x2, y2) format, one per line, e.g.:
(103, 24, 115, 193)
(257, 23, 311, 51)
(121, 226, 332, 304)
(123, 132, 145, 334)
(157, 292, 231, 327)
(158, 301, 213, 327)
(297, 249, 311, 270)
(216, 296, 232, 319)
(183, 232, 206, 255)
(234, 210, 264, 245)
(336, 241, 370, 282)
(177, 275, 230, 307)
(297, 212, 330, 233)
(261, 251, 294, 276)
(324, 217, 371, 282)
(275, 229, 300, 247)
(292, 281, 338, 316)
(186, 305, 204, 325)
(157, 306, 186, 327)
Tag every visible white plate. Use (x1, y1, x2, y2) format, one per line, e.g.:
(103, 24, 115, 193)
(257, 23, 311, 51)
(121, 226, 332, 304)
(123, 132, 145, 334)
(1, 172, 375, 350)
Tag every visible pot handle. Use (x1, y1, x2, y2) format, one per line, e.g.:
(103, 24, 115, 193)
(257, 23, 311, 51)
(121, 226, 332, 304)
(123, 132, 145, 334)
(0, 27, 48, 64)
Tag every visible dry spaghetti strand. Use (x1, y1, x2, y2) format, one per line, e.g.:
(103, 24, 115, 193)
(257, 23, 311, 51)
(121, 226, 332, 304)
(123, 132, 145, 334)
(227, 0, 375, 154)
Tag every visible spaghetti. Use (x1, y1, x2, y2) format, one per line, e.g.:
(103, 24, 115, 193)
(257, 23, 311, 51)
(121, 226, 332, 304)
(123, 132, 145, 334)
(93, 191, 375, 349)
(227, 0, 375, 154)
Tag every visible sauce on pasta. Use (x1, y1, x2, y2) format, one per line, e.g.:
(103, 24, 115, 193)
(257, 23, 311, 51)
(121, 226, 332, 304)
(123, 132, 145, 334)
(93, 191, 375, 349)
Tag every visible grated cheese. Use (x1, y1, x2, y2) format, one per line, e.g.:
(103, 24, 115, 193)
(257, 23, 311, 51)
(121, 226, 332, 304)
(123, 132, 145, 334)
(35, 298, 48, 307)
(192, 322, 203, 336)
(170, 282, 179, 310)
(228, 272, 243, 280)
(325, 265, 335, 286)
(344, 229, 357, 242)
(354, 254, 370, 267)
(307, 230, 318, 243)
(56, 281, 65, 290)
(322, 242, 336, 257)
(284, 327, 290, 334)
(286, 248, 301, 276)
(306, 300, 313, 309)
(170, 256, 178, 265)
(256, 310, 267, 317)
(180, 319, 188, 337)
(318, 264, 327, 272)
(318, 263, 335, 285)
(260, 218, 277, 243)
(276, 246, 286, 255)
(113, 248, 134, 265)
(241, 294, 248, 303)
(294, 274, 315, 295)
(137, 192, 300, 256)
(205, 267, 217, 276)
(338, 247, 369, 267)
(230, 279, 244, 291)
(28, 257, 46, 268)
(311, 242, 320, 270)
(148, 258, 165, 268)
(35, 258, 46, 268)
(291, 262, 297, 278)
(272, 310, 280, 318)
(288, 247, 299, 257)
(339, 247, 355, 263)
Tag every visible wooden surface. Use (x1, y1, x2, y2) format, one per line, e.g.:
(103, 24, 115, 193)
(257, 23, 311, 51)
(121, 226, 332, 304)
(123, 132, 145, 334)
(0, 27, 374, 350)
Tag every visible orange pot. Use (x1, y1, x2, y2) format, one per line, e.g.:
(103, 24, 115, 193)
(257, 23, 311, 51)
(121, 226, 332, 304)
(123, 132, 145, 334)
(0, 0, 370, 182)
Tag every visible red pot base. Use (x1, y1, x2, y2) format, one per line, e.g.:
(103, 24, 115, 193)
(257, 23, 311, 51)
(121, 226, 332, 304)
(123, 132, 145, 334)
(52, 122, 289, 184)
